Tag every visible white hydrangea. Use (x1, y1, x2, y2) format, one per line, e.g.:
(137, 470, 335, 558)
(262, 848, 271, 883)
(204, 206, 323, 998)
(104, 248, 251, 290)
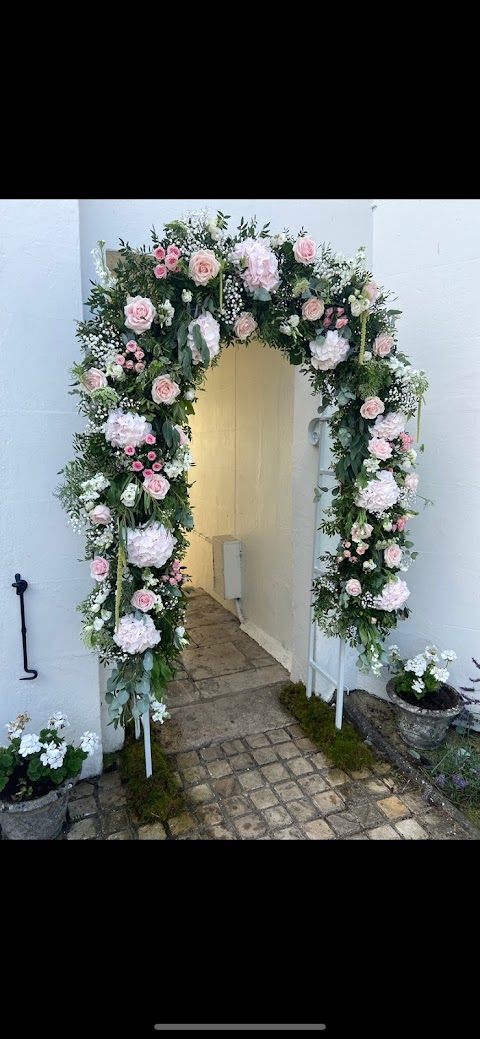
(79, 732, 100, 756)
(19, 733, 42, 757)
(127, 522, 176, 569)
(373, 578, 410, 612)
(40, 742, 67, 770)
(103, 409, 151, 449)
(113, 614, 161, 654)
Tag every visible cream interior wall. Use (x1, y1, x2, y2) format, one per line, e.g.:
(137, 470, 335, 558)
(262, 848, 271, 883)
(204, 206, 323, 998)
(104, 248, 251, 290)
(186, 342, 294, 661)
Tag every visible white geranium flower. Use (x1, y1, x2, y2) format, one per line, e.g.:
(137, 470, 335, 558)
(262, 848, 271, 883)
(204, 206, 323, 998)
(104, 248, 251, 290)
(19, 733, 42, 757)
(47, 712, 69, 731)
(40, 742, 67, 769)
(80, 732, 100, 756)
(441, 650, 457, 662)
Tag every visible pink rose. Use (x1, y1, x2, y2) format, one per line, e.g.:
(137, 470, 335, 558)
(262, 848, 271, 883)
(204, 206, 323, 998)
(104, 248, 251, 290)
(152, 462, 162, 472)
(135, 348, 144, 360)
(152, 375, 181, 406)
(124, 296, 156, 333)
(125, 360, 134, 369)
(147, 451, 156, 461)
(373, 333, 394, 357)
(145, 434, 156, 445)
(126, 341, 137, 353)
(83, 368, 107, 393)
(165, 254, 179, 272)
(368, 437, 393, 461)
(153, 246, 165, 261)
(90, 557, 109, 582)
(293, 236, 317, 264)
(154, 264, 167, 279)
(302, 297, 325, 322)
(135, 362, 145, 372)
(356, 546, 366, 556)
(89, 504, 112, 525)
(404, 473, 419, 493)
(131, 589, 157, 613)
(336, 316, 348, 329)
(174, 424, 189, 447)
(396, 516, 408, 532)
(143, 474, 170, 500)
(143, 469, 154, 478)
(351, 522, 373, 542)
(360, 396, 385, 420)
(132, 460, 144, 472)
(189, 249, 220, 286)
(345, 579, 362, 596)
(384, 544, 403, 568)
(234, 312, 258, 340)
(167, 245, 181, 260)
(124, 445, 135, 456)
(363, 281, 379, 302)
(115, 355, 126, 366)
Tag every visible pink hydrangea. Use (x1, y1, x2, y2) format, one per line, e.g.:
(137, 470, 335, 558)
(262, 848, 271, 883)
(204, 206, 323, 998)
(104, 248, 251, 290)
(231, 238, 280, 294)
(187, 313, 220, 365)
(372, 411, 406, 441)
(103, 409, 151, 449)
(309, 330, 349, 371)
(113, 613, 161, 654)
(127, 522, 176, 568)
(354, 471, 400, 515)
(373, 578, 410, 612)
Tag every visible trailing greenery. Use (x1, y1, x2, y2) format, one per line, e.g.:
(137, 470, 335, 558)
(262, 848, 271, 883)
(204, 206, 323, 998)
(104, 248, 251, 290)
(279, 682, 376, 772)
(118, 737, 184, 825)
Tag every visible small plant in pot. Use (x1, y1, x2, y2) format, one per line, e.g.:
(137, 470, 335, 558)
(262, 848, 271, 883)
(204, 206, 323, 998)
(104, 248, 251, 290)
(387, 645, 462, 750)
(0, 712, 99, 840)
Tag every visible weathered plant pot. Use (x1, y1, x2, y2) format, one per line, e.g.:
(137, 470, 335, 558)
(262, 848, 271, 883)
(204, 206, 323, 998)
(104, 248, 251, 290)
(387, 679, 462, 750)
(0, 781, 72, 840)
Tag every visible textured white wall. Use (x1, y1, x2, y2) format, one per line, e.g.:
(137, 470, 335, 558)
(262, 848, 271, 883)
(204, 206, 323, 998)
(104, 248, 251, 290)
(358, 199, 480, 698)
(0, 199, 102, 775)
(79, 200, 373, 679)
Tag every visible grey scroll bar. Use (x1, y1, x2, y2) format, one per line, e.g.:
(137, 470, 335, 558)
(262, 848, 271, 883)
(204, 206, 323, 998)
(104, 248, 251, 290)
(154, 1027, 326, 1032)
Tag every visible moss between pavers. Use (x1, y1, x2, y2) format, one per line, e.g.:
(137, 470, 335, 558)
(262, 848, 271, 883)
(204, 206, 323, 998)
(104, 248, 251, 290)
(118, 736, 185, 825)
(279, 682, 376, 772)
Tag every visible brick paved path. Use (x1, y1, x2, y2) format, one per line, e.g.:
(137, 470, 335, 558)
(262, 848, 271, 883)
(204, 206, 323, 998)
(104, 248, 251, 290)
(63, 591, 473, 840)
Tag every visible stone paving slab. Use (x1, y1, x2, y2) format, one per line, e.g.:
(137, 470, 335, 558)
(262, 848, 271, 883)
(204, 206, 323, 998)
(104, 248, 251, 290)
(15, 589, 472, 843)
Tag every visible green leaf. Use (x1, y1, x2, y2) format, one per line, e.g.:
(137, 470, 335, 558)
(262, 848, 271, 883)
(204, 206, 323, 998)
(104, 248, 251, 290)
(162, 420, 174, 448)
(253, 286, 271, 301)
(177, 321, 189, 349)
(143, 651, 154, 671)
(117, 689, 130, 705)
(192, 323, 210, 367)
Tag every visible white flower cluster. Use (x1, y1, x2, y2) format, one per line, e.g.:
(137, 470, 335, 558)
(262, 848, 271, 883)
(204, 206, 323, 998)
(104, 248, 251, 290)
(79, 731, 100, 755)
(80, 321, 123, 368)
(79, 474, 110, 510)
(157, 299, 175, 328)
(222, 275, 244, 323)
(48, 712, 69, 731)
(164, 446, 192, 479)
(150, 698, 168, 724)
(280, 314, 300, 336)
(91, 242, 116, 289)
(19, 733, 42, 757)
(40, 742, 67, 769)
(121, 482, 138, 508)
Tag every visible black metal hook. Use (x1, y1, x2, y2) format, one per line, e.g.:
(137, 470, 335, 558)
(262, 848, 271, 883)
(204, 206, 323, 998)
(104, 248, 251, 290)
(12, 573, 38, 680)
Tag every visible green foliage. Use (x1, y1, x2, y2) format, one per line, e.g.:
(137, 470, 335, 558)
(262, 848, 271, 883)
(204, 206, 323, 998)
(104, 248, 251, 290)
(118, 737, 184, 824)
(279, 683, 376, 772)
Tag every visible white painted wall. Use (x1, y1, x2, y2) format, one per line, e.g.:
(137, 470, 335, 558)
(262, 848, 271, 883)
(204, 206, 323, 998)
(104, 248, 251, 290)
(359, 199, 480, 698)
(0, 199, 102, 776)
(79, 199, 373, 678)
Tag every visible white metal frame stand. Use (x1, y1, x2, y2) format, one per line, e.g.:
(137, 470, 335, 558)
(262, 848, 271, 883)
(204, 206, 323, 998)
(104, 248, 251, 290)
(306, 415, 347, 729)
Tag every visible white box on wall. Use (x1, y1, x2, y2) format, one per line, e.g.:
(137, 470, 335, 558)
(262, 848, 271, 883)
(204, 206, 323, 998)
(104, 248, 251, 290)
(212, 535, 242, 600)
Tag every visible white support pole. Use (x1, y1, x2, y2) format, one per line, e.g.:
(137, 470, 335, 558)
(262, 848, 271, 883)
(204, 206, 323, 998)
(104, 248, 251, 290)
(142, 708, 153, 778)
(335, 638, 346, 730)
(134, 716, 141, 740)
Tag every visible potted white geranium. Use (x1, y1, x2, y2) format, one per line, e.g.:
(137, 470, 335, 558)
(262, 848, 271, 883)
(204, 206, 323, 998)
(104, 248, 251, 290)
(387, 646, 462, 749)
(0, 712, 99, 840)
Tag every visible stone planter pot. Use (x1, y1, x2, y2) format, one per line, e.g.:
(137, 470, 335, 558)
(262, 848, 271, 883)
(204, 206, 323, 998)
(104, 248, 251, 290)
(0, 781, 73, 840)
(387, 679, 462, 750)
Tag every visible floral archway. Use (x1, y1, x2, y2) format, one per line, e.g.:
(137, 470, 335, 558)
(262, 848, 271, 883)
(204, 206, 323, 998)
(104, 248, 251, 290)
(60, 210, 428, 742)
